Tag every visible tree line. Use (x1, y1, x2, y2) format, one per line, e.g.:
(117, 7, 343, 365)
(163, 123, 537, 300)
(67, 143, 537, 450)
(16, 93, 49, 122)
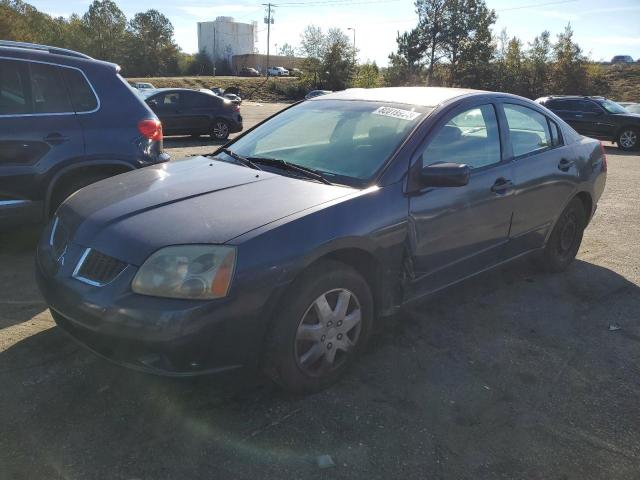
(384, 0, 610, 98)
(1, 0, 613, 98)
(0, 0, 202, 77)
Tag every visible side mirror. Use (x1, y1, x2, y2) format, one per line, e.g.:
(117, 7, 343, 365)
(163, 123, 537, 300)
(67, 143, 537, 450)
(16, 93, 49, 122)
(420, 162, 470, 187)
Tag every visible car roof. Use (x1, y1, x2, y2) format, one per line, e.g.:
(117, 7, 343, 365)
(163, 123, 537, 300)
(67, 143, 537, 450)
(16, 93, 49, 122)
(312, 87, 481, 107)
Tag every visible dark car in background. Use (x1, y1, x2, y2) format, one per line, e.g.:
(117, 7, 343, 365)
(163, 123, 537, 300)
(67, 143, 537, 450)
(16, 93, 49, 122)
(537, 95, 640, 151)
(611, 55, 634, 64)
(239, 67, 260, 77)
(0, 41, 168, 228)
(142, 88, 242, 140)
(36, 87, 606, 393)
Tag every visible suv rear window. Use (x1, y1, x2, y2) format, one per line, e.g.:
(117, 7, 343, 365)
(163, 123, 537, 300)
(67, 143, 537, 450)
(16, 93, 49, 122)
(0, 59, 31, 115)
(61, 68, 98, 112)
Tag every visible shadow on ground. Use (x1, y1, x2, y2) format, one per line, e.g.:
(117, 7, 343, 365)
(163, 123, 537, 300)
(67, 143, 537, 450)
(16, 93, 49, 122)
(1, 256, 640, 479)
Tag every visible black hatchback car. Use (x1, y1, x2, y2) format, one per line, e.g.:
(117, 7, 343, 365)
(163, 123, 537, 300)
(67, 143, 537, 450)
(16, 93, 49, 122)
(0, 41, 168, 228)
(37, 87, 606, 393)
(536, 95, 640, 151)
(141, 88, 243, 140)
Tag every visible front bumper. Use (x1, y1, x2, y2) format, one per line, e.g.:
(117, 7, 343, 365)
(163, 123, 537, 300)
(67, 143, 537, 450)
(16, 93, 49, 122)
(35, 238, 274, 377)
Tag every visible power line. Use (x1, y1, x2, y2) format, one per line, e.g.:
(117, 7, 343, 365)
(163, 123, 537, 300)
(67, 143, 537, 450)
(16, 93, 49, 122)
(497, 0, 579, 12)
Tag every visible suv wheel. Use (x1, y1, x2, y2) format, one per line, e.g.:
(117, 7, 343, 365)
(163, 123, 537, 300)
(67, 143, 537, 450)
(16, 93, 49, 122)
(264, 260, 373, 393)
(617, 128, 638, 151)
(211, 120, 230, 141)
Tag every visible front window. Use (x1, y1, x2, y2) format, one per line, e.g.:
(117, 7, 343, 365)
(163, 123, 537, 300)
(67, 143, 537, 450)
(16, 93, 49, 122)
(227, 100, 430, 186)
(599, 99, 628, 114)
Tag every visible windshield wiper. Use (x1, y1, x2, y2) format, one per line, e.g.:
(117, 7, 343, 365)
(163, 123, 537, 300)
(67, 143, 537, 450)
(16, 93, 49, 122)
(218, 148, 262, 170)
(248, 156, 333, 185)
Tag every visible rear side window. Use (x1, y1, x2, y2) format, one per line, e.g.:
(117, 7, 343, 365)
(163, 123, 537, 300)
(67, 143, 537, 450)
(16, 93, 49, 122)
(0, 59, 31, 115)
(29, 62, 72, 114)
(422, 104, 501, 169)
(549, 120, 563, 147)
(182, 92, 207, 107)
(61, 68, 97, 112)
(504, 104, 551, 157)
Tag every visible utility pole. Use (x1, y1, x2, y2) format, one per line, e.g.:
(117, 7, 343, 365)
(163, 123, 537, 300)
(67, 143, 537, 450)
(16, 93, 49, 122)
(263, 3, 275, 76)
(347, 27, 356, 66)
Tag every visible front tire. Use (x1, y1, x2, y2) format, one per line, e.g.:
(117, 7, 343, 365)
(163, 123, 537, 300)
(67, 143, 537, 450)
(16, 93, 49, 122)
(537, 198, 586, 273)
(617, 128, 638, 151)
(264, 260, 373, 394)
(211, 119, 230, 140)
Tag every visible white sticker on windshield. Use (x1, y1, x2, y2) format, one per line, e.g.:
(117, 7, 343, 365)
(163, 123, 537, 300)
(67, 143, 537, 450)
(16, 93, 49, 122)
(372, 106, 421, 121)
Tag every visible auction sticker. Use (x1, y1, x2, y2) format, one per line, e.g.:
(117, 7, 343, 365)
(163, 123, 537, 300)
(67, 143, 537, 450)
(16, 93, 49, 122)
(373, 106, 421, 121)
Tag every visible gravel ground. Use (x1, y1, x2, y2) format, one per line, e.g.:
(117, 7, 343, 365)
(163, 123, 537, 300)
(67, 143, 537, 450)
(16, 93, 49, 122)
(1, 102, 639, 479)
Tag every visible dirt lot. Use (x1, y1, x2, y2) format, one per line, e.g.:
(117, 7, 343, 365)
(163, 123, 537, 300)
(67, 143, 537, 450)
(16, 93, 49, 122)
(1, 102, 639, 479)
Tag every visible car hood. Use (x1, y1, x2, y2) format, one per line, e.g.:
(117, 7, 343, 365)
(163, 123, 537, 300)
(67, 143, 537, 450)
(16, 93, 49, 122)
(60, 157, 356, 265)
(613, 112, 640, 121)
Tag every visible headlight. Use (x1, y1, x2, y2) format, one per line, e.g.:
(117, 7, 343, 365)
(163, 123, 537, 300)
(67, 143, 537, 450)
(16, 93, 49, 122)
(132, 245, 236, 299)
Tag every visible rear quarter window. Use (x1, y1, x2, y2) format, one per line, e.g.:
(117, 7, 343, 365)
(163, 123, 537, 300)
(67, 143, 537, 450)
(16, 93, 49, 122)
(61, 68, 98, 112)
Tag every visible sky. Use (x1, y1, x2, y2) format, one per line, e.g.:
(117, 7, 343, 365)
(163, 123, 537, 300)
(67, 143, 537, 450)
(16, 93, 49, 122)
(28, 0, 640, 66)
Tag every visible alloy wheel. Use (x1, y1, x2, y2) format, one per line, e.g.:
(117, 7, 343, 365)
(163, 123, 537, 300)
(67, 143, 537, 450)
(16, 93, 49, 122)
(294, 288, 362, 376)
(212, 121, 229, 139)
(619, 129, 637, 149)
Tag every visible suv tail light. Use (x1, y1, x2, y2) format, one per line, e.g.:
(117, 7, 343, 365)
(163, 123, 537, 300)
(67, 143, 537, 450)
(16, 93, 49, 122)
(232, 104, 240, 112)
(599, 141, 607, 172)
(138, 119, 163, 141)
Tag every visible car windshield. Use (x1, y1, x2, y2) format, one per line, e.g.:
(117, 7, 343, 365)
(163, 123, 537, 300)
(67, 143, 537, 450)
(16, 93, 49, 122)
(600, 99, 628, 114)
(227, 99, 430, 186)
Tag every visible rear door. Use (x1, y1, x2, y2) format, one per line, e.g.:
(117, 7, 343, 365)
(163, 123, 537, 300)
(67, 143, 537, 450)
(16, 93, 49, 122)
(407, 101, 515, 297)
(501, 101, 579, 255)
(0, 58, 84, 223)
(147, 91, 181, 134)
(180, 91, 214, 133)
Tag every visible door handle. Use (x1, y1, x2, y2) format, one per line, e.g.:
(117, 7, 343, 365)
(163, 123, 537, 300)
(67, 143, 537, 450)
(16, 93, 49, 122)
(558, 158, 575, 171)
(575, 114, 583, 118)
(490, 178, 513, 193)
(44, 133, 70, 145)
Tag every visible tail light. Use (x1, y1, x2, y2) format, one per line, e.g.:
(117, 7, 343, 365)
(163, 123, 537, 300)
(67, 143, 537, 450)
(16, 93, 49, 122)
(232, 104, 240, 112)
(599, 141, 607, 172)
(138, 119, 163, 141)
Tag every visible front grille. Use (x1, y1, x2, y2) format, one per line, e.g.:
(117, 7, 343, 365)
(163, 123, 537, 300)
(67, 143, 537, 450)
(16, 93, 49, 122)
(49, 217, 69, 259)
(73, 249, 127, 286)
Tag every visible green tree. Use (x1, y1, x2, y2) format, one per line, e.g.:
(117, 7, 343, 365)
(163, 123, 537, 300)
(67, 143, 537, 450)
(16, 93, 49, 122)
(82, 0, 127, 62)
(449, 0, 497, 87)
(414, 0, 447, 84)
(299, 24, 325, 59)
(352, 62, 381, 88)
(126, 9, 178, 76)
(525, 30, 552, 99)
(321, 33, 355, 90)
(187, 50, 214, 76)
(550, 24, 588, 94)
(278, 42, 296, 57)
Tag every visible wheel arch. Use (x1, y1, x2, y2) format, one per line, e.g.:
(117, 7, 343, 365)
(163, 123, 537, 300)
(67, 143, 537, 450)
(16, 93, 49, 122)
(45, 160, 135, 216)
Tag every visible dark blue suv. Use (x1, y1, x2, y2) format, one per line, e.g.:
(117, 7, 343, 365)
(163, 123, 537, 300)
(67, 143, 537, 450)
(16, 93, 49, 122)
(0, 41, 169, 228)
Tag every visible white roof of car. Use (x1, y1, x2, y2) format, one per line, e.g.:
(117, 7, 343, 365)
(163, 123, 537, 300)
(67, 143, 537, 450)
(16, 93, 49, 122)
(313, 87, 482, 107)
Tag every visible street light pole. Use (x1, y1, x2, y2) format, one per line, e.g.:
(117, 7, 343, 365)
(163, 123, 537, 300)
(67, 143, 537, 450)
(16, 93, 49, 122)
(347, 27, 356, 66)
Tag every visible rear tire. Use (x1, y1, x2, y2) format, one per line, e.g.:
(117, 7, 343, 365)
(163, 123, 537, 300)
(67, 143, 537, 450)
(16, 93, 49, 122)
(536, 198, 586, 273)
(210, 119, 230, 141)
(617, 128, 638, 151)
(264, 260, 373, 394)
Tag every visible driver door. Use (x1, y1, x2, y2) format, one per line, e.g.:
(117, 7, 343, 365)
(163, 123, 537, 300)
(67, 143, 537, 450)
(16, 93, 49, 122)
(406, 102, 515, 298)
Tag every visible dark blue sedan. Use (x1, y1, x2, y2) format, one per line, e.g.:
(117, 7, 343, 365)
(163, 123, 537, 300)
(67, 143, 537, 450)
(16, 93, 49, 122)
(36, 87, 607, 393)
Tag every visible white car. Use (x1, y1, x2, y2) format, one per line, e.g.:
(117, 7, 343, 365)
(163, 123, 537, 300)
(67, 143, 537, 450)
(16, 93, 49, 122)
(267, 66, 289, 77)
